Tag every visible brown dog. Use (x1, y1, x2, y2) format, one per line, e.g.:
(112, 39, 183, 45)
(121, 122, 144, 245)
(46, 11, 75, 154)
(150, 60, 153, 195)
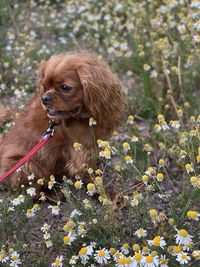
(0, 52, 126, 195)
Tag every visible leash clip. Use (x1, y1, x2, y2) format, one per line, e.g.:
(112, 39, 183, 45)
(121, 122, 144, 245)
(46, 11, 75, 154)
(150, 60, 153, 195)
(41, 120, 57, 139)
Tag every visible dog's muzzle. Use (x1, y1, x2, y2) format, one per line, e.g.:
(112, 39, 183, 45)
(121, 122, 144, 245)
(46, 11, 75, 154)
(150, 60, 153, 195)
(42, 95, 53, 106)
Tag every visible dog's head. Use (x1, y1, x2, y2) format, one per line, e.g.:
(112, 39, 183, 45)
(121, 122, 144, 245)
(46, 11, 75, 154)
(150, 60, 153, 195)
(37, 52, 126, 130)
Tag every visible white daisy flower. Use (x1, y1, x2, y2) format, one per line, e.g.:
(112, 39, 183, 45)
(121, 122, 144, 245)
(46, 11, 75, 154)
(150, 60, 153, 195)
(131, 135, 139, 142)
(89, 117, 97, 126)
(170, 120, 181, 129)
(11, 194, 25, 206)
(127, 115, 134, 125)
(51, 255, 63, 267)
(45, 240, 53, 248)
(63, 231, 77, 245)
(121, 244, 129, 255)
(10, 251, 21, 266)
(26, 187, 36, 197)
(125, 155, 133, 164)
(175, 229, 193, 245)
(122, 142, 131, 152)
(131, 252, 144, 267)
(43, 232, 51, 240)
(41, 223, 51, 233)
(73, 142, 83, 151)
(27, 173, 35, 180)
(0, 252, 9, 263)
(148, 236, 166, 249)
(99, 147, 111, 159)
(115, 256, 127, 266)
(78, 245, 93, 264)
(143, 64, 151, 71)
(160, 255, 169, 267)
(26, 208, 35, 218)
(86, 183, 96, 196)
(94, 248, 110, 265)
(113, 251, 124, 262)
(69, 255, 78, 265)
(48, 205, 60, 215)
(176, 252, 191, 265)
(134, 228, 147, 238)
(142, 254, 159, 267)
(130, 199, 139, 207)
(70, 209, 82, 218)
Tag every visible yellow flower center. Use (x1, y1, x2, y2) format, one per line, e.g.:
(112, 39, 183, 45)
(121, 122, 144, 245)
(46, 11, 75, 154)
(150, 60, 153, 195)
(161, 258, 167, 264)
(87, 183, 95, 191)
(104, 147, 111, 157)
(109, 248, 116, 255)
(179, 229, 188, 237)
(63, 236, 70, 244)
(115, 252, 120, 258)
(134, 253, 142, 261)
(142, 175, 149, 183)
(125, 257, 132, 264)
(133, 244, 140, 251)
(153, 236, 161, 246)
(102, 141, 109, 148)
(95, 176, 102, 184)
(37, 179, 44, 185)
(181, 254, 187, 260)
(73, 142, 82, 150)
(159, 159, 165, 165)
(27, 209, 33, 214)
(127, 115, 134, 122)
(143, 246, 149, 253)
(33, 204, 40, 210)
(148, 167, 156, 175)
(123, 142, 130, 149)
(151, 251, 158, 256)
(12, 255, 18, 261)
(146, 255, 153, 263)
(55, 258, 61, 266)
(125, 155, 132, 162)
(157, 173, 164, 181)
(63, 220, 75, 232)
(134, 194, 140, 199)
(123, 243, 129, 249)
(173, 246, 182, 253)
(79, 247, 87, 255)
(187, 211, 198, 219)
(118, 258, 126, 264)
(98, 250, 105, 257)
(185, 164, 192, 170)
(150, 209, 158, 217)
(74, 181, 82, 189)
(186, 242, 192, 248)
(158, 114, 164, 121)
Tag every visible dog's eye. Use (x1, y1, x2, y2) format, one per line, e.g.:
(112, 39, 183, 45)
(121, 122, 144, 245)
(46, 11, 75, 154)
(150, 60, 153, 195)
(60, 84, 72, 92)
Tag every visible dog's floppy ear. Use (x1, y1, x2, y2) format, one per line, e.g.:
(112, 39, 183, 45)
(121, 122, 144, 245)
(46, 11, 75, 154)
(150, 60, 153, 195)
(76, 56, 126, 132)
(36, 60, 46, 93)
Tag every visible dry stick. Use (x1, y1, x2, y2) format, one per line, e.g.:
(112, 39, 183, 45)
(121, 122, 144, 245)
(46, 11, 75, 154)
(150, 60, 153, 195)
(177, 56, 185, 103)
(162, 58, 180, 118)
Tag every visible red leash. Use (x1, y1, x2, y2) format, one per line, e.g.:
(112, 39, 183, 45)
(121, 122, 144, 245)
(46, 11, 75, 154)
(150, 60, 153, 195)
(0, 121, 57, 183)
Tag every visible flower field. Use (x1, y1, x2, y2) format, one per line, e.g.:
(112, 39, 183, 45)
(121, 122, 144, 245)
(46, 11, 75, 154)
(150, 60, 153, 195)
(0, 0, 200, 266)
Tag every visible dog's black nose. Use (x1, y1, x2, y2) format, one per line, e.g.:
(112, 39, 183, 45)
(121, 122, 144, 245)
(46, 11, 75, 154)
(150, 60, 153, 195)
(42, 95, 53, 105)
